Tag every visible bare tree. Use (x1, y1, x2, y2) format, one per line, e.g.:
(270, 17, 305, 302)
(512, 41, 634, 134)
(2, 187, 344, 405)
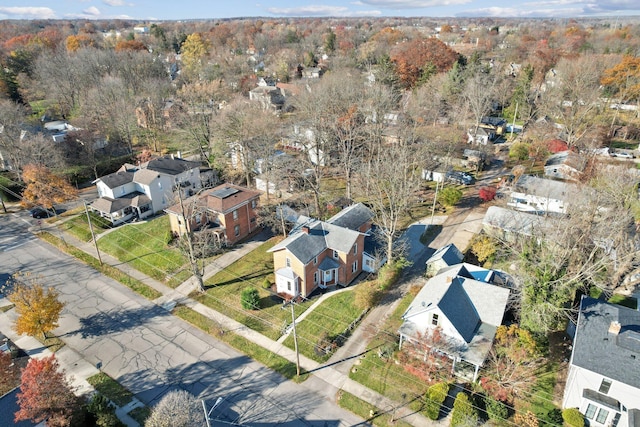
(145, 390, 205, 427)
(462, 69, 500, 135)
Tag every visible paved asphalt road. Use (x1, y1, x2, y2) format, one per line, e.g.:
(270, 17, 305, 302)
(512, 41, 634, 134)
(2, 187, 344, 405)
(0, 212, 365, 427)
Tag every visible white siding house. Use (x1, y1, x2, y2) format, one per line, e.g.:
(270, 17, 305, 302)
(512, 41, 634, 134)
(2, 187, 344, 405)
(563, 296, 640, 427)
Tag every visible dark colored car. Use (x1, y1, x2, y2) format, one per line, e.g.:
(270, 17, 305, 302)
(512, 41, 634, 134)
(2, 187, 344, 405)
(29, 207, 55, 218)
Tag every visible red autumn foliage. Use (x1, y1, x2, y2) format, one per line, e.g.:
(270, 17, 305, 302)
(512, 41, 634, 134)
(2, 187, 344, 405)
(115, 39, 148, 52)
(479, 186, 497, 202)
(545, 139, 569, 153)
(15, 355, 78, 426)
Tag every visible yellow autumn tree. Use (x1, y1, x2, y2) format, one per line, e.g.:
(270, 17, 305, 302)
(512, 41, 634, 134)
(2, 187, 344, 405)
(21, 164, 77, 210)
(601, 55, 640, 103)
(7, 272, 64, 340)
(180, 32, 210, 80)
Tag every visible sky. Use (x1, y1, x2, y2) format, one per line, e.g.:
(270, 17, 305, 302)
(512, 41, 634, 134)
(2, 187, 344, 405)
(0, 0, 639, 21)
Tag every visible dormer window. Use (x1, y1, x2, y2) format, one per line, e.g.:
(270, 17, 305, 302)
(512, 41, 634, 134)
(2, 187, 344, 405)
(599, 378, 611, 394)
(431, 314, 439, 326)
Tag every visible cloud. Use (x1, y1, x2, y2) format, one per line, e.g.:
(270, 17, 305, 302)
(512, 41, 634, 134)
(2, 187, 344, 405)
(0, 6, 56, 19)
(82, 6, 102, 16)
(355, 0, 471, 8)
(267, 5, 381, 16)
(103, 0, 126, 5)
(456, 5, 585, 17)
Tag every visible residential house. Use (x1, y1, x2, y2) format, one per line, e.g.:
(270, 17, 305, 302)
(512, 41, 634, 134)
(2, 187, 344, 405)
(398, 263, 510, 380)
(302, 67, 323, 79)
(426, 243, 464, 277)
(506, 175, 577, 215)
(482, 206, 549, 241)
(90, 155, 202, 225)
(563, 296, 640, 427)
(268, 203, 380, 299)
(467, 127, 492, 145)
(248, 86, 285, 110)
(165, 183, 262, 246)
(544, 150, 586, 182)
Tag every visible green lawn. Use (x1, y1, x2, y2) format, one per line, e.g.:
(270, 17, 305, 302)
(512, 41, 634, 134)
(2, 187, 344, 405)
(349, 293, 431, 414)
(195, 237, 314, 340)
(337, 391, 413, 427)
(87, 372, 134, 407)
(97, 216, 189, 287)
(282, 290, 365, 362)
(59, 212, 110, 242)
(608, 293, 638, 309)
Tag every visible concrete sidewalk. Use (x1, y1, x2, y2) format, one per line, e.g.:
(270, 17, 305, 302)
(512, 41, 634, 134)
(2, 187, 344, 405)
(30, 210, 488, 426)
(0, 307, 140, 427)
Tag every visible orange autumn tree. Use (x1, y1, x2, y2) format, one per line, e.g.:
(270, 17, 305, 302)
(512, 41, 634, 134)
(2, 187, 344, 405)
(7, 272, 64, 340)
(601, 55, 640, 103)
(15, 355, 78, 427)
(21, 164, 77, 210)
(390, 37, 460, 89)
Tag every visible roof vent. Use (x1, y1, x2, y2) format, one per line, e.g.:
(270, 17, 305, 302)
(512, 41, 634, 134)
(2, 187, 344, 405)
(609, 321, 622, 335)
(446, 276, 453, 283)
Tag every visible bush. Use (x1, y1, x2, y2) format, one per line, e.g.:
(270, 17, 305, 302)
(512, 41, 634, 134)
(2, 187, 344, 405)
(354, 280, 380, 310)
(478, 186, 497, 202)
(240, 287, 260, 310)
(509, 141, 530, 160)
(86, 394, 125, 427)
(440, 186, 463, 207)
(484, 396, 508, 422)
(425, 382, 449, 420)
(562, 408, 585, 427)
(470, 235, 497, 264)
(450, 392, 479, 427)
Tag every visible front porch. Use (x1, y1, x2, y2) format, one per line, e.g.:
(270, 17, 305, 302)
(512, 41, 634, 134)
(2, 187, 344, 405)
(89, 192, 152, 226)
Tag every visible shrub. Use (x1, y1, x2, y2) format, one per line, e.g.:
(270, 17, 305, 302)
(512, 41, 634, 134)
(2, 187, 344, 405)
(262, 278, 272, 290)
(562, 408, 585, 427)
(478, 186, 497, 202)
(509, 141, 530, 160)
(470, 235, 497, 264)
(440, 186, 463, 207)
(484, 396, 508, 422)
(425, 382, 449, 420)
(355, 280, 380, 310)
(450, 392, 478, 427)
(240, 287, 260, 310)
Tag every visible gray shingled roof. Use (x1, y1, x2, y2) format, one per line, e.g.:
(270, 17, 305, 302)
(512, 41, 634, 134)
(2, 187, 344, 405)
(327, 203, 373, 231)
(571, 297, 640, 389)
(513, 175, 577, 201)
(426, 243, 464, 267)
(268, 220, 361, 264)
(438, 278, 481, 343)
(97, 171, 134, 189)
(90, 192, 150, 214)
(142, 156, 201, 175)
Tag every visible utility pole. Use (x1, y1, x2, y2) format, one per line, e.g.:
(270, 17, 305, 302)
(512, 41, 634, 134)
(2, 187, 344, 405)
(202, 397, 223, 427)
(83, 200, 102, 265)
(283, 300, 301, 376)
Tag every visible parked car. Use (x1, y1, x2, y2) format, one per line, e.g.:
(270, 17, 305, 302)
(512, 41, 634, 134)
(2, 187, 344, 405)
(29, 207, 55, 218)
(610, 149, 636, 159)
(446, 171, 475, 185)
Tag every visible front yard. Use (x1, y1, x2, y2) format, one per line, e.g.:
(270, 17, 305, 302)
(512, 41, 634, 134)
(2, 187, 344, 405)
(96, 215, 192, 287)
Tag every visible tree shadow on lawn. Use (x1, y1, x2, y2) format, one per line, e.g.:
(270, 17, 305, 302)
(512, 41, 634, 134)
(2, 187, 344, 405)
(206, 268, 271, 288)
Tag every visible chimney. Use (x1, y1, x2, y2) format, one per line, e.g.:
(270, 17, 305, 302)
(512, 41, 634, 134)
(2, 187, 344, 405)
(301, 225, 310, 234)
(446, 276, 453, 283)
(608, 321, 621, 335)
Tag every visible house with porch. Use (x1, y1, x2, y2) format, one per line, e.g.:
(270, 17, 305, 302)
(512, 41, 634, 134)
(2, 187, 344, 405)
(563, 296, 640, 427)
(398, 263, 510, 381)
(164, 183, 262, 246)
(268, 203, 381, 299)
(506, 175, 577, 215)
(544, 150, 586, 182)
(90, 155, 202, 225)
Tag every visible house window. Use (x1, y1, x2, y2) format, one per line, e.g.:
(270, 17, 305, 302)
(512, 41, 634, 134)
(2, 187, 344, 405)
(585, 404, 597, 420)
(431, 314, 439, 326)
(287, 281, 292, 291)
(234, 225, 240, 236)
(251, 199, 257, 209)
(352, 261, 358, 273)
(596, 408, 609, 424)
(314, 271, 319, 284)
(333, 250, 338, 259)
(233, 209, 238, 220)
(599, 379, 612, 394)
(353, 243, 358, 255)
(286, 257, 291, 267)
(313, 256, 318, 265)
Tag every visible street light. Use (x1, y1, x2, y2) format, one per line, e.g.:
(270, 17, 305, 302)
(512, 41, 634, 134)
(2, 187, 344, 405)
(202, 397, 224, 427)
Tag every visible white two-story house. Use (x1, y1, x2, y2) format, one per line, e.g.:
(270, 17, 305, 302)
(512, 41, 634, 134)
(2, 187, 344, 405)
(90, 155, 203, 225)
(563, 296, 640, 427)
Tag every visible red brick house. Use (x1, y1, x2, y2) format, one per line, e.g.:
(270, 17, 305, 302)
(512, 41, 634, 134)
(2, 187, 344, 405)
(165, 183, 262, 245)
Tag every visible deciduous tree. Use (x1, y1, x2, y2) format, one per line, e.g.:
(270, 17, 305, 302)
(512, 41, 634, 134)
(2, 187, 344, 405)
(145, 390, 205, 427)
(7, 272, 65, 340)
(390, 38, 460, 89)
(21, 164, 77, 210)
(15, 355, 78, 427)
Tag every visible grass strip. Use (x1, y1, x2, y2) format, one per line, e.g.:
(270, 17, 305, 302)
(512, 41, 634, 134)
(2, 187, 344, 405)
(337, 391, 413, 427)
(87, 372, 134, 407)
(173, 305, 307, 383)
(39, 232, 162, 300)
(34, 332, 65, 353)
